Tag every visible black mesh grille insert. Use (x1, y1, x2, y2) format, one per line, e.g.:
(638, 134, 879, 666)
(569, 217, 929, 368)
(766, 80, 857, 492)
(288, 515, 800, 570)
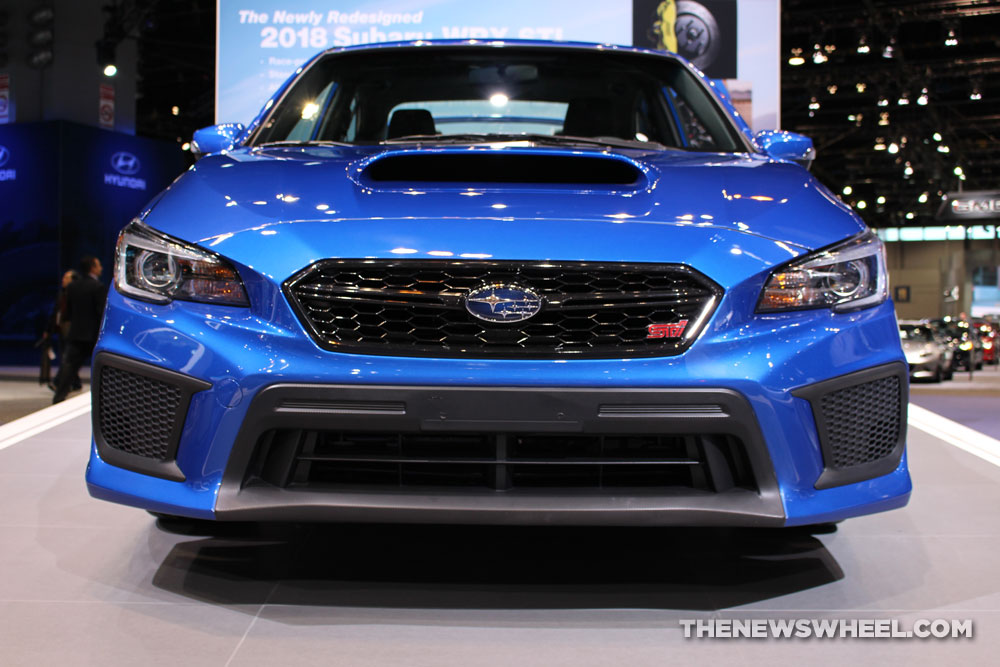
(819, 375, 902, 469)
(284, 260, 721, 358)
(244, 429, 756, 493)
(97, 365, 182, 460)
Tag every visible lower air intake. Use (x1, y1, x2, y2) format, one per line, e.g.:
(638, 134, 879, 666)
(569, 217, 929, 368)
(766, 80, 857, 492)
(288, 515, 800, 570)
(93, 353, 211, 481)
(820, 375, 902, 469)
(244, 429, 757, 494)
(98, 365, 182, 460)
(794, 363, 908, 489)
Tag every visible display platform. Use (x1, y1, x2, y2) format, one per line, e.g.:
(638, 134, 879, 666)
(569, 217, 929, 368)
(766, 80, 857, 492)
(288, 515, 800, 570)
(0, 394, 998, 665)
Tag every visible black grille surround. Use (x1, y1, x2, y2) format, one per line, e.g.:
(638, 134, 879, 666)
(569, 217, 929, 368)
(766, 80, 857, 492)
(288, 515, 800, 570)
(284, 260, 722, 359)
(793, 363, 908, 490)
(92, 353, 212, 482)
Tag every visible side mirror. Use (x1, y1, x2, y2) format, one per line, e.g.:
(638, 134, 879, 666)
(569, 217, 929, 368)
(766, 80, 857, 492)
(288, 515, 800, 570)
(754, 130, 816, 170)
(191, 123, 246, 157)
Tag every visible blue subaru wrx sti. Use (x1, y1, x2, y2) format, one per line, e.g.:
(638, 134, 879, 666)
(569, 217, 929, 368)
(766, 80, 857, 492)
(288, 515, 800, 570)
(87, 40, 910, 528)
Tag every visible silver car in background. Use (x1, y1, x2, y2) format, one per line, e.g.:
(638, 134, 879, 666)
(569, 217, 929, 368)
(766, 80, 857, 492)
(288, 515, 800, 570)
(899, 321, 951, 382)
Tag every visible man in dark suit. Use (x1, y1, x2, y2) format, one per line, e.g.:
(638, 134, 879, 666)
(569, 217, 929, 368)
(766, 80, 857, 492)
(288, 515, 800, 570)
(52, 256, 107, 404)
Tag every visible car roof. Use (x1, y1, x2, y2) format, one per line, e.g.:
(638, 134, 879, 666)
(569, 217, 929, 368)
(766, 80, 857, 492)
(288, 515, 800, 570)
(319, 38, 686, 62)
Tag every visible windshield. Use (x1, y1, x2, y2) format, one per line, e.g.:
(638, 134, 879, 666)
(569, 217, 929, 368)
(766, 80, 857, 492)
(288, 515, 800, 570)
(251, 47, 746, 152)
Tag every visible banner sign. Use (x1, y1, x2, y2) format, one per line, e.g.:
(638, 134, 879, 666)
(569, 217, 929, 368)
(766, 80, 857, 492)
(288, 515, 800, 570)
(217, 0, 779, 131)
(0, 121, 185, 364)
(0, 74, 10, 124)
(99, 83, 115, 129)
(938, 191, 1000, 221)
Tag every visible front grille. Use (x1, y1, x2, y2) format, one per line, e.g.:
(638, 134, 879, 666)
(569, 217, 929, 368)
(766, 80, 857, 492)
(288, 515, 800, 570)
(285, 260, 721, 358)
(97, 365, 182, 460)
(244, 429, 756, 493)
(819, 375, 902, 468)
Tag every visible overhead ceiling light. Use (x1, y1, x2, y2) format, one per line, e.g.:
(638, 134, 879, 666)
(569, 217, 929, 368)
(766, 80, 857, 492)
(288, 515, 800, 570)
(954, 166, 964, 176)
(904, 162, 914, 177)
(897, 93, 910, 105)
(857, 36, 870, 54)
(877, 97, 889, 107)
(879, 112, 890, 126)
(843, 185, 853, 195)
(882, 38, 896, 59)
(887, 142, 899, 154)
(917, 88, 929, 105)
(788, 48, 805, 66)
(827, 84, 838, 95)
(812, 44, 828, 64)
(970, 86, 982, 101)
(856, 82, 866, 93)
(906, 212, 915, 220)
(96, 38, 117, 77)
(857, 200, 868, 209)
(808, 97, 820, 110)
(937, 144, 950, 153)
(918, 193, 929, 203)
(932, 132, 943, 142)
(944, 23, 959, 47)
(877, 196, 887, 205)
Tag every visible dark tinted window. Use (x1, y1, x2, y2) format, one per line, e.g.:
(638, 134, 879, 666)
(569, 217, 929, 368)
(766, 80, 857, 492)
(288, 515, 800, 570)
(252, 47, 745, 152)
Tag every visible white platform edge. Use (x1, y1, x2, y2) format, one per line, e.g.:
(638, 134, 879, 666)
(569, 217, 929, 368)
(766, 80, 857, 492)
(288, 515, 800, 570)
(908, 403, 1000, 468)
(0, 392, 91, 451)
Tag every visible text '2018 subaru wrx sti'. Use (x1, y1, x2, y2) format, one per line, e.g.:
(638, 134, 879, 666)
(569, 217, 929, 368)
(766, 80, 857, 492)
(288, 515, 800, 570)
(87, 40, 910, 528)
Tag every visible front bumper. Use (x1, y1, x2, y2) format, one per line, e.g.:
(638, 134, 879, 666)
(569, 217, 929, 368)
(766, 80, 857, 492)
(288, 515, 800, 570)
(86, 288, 912, 527)
(905, 355, 940, 377)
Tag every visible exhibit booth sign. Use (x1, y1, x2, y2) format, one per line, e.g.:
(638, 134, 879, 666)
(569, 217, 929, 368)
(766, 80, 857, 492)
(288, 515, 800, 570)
(216, 0, 780, 131)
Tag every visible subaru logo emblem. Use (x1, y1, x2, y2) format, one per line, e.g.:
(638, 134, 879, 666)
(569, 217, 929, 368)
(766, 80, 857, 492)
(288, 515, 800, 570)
(464, 283, 543, 323)
(0, 145, 9, 167)
(111, 151, 141, 175)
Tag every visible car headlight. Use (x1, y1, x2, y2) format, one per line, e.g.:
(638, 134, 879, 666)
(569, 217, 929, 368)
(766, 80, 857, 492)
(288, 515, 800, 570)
(959, 341, 973, 351)
(757, 230, 887, 313)
(115, 220, 249, 306)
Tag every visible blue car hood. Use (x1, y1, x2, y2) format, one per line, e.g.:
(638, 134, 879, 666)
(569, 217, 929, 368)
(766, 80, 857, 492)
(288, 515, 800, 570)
(143, 144, 864, 287)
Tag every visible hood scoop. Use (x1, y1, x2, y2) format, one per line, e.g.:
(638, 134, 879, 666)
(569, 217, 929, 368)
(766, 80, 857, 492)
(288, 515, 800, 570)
(362, 152, 645, 188)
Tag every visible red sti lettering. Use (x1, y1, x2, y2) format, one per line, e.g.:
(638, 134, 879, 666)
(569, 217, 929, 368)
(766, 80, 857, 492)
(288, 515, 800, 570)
(647, 320, 689, 339)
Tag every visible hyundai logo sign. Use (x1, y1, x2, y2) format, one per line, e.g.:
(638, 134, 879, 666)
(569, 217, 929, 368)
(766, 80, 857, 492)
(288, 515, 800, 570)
(104, 151, 146, 190)
(0, 145, 14, 182)
(111, 151, 141, 175)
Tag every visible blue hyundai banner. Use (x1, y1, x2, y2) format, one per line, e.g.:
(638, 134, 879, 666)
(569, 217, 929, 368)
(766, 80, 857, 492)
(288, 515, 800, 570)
(0, 121, 183, 364)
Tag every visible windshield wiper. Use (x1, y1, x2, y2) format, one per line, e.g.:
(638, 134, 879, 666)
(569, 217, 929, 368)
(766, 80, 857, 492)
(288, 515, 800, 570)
(381, 133, 668, 151)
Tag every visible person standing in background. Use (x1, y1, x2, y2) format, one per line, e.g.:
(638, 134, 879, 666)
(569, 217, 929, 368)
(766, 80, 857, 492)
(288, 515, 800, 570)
(41, 269, 81, 390)
(52, 257, 106, 404)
